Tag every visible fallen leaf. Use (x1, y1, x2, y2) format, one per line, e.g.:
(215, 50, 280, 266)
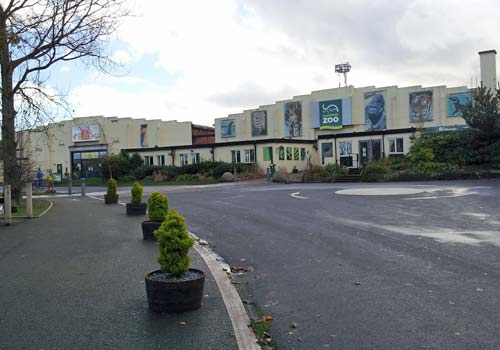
(260, 315, 273, 323)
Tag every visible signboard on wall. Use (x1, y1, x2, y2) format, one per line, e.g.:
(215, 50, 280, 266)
(140, 124, 147, 146)
(319, 100, 343, 130)
(72, 124, 100, 142)
(221, 119, 236, 138)
(284, 101, 302, 137)
(251, 111, 267, 136)
(409, 91, 433, 122)
(447, 92, 471, 117)
(365, 91, 386, 130)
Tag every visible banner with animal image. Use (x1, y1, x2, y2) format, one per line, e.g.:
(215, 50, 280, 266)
(284, 101, 302, 137)
(319, 100, 343, 130)
(251, 111, 267, 136)
(140, 124, 147, 146)
(409, 91, 433, 123)
(364, 91, 386, 130)
(72, 124, 100, 142)
(322, 142, 333, 157)
(447, 92, 471, 117)
(220, 119, 236, 138)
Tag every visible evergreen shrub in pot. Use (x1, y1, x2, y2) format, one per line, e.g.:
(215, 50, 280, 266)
(141, 191, 168, 240)
(104, 178, 119, 204)
(126, 182, 147, 215)
(145, 209, 205, 312)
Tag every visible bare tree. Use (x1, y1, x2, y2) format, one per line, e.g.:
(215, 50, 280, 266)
(0, 0, 128, 201)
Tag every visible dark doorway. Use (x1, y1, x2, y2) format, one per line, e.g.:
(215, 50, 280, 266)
(359, 139, 382, 167)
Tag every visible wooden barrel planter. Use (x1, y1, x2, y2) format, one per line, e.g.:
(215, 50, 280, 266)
(145, 269, 205, 313)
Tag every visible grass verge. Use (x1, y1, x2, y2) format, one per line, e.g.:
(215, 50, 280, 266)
(12, 199, 52, 217)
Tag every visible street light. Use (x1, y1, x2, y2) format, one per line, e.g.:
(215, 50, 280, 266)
(335, 62, 351, 87)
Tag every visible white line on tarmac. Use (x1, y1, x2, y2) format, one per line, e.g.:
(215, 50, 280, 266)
(191, 233, 260, 350)
(38, 200, 53, 217)
(291, 192, 308, 199)
(404, 192, 478, 200)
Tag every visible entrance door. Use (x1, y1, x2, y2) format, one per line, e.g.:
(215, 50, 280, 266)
(359, 140, 382, 167)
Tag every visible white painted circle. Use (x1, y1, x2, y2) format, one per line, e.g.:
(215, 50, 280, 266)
(336, 187, 426, 196)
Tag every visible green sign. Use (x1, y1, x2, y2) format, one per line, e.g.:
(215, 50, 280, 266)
(263, 146, 273, 161)
(319, 99, 342, 130)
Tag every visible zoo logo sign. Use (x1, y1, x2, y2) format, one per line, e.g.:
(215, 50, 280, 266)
(319, 99, 342, 130)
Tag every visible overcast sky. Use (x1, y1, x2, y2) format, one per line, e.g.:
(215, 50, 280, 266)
(50, 0, 500, 126)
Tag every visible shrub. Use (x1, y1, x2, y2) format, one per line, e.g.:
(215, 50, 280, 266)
(147, 192, 169, 222)
(106, 178, 117, 196)
(176, 174, 199, 182)
(131, 182, 143, 204)
(360, 162, 390, 181)
(412, 162, 455, 174)
(324, 163, 347, 176)
(302, 165, 333, 182)
(155, 209, 194, 277)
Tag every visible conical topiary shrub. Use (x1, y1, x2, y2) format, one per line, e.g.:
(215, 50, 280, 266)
(126, 182, 147, 215)
(148, 192, 169, 222)
(131, 181, 143, 204)
(155, 209, 195, 277)
(145, 208, 205, 313)
(104, 178, 119, 204)
(141, 191, 168, 240)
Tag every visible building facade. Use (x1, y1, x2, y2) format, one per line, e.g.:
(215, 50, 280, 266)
(3, 50, 495, 181)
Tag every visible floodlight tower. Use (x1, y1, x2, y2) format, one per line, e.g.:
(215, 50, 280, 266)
(335, 62, 351, 87)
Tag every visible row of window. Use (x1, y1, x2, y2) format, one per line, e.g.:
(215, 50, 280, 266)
(144, 153, 201, 166)
(323, 138, 405, 157)
(231, 149, 255, 163)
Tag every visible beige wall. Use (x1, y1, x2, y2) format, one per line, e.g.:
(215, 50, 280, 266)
(23, 116, 194, 174)
(215, 84, 469, 150)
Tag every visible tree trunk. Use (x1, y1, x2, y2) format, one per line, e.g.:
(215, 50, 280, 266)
(0, 14, 20, 202)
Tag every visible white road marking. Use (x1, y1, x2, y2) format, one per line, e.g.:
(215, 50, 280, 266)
(405, 193, 477, 200)
(38, 200, 53, 218)
(291, 192, 309, 199)
(335, 217, 500, 246)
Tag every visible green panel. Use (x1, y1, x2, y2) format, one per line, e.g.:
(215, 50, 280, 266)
(319, 99, 343, 130)
(263, 146, 273, 161)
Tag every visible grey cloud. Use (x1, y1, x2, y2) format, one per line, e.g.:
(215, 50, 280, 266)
(208, 81, 297, 109)
(239, 0, 500, 87)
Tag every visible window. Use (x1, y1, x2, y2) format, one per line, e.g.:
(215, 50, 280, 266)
(339, 141, 353, 167)
(231, 150, 241, 163)
(180, 153, 189, 166)
(157, 155, 165, 166)
(301, 148, 306, 161)
(389, 138, 404, 154)
(244, 149, 255, 163)
(286, 147, 292, 160)
(278, 147, 285, 161)
(144, 156, 154, 166)
(294, 147, 300, 160)
(191, 152, 201, 164)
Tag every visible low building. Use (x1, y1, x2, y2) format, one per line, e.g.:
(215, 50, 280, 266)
(4, 49, 496, 181)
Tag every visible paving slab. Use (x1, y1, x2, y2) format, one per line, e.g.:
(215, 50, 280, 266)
(0, 196, 237, 350)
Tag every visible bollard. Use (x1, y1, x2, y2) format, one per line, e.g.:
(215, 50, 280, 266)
(81, 178, 86, 196)
(26, 183, 33, 219)
(68, 178, 72, 195)
(4, 185, 12, 225)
